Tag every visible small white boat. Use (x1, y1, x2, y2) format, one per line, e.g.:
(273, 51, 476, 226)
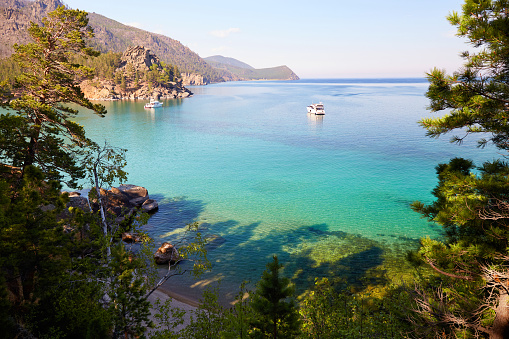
(307, 102, 325, 115)
(144, 100, 163, 108)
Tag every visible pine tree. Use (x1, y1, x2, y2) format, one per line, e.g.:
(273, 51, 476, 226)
(250, 256, 301, 338)
(0, 6, 106, 188)
(411, 1, 509, 338)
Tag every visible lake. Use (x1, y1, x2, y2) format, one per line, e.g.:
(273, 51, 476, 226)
(74, 79, 498, 303)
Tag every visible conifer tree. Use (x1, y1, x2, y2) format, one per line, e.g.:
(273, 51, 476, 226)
(0, 5, 106, 188)
(411, 1, 509, 338)
(250, 256, 301, 338)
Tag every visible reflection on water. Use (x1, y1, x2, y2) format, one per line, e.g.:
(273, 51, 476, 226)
(307, 113, 324, 128)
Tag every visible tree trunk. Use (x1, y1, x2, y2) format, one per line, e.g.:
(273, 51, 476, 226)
(490, 292, 509, 339)
(93, 165, 110, 262)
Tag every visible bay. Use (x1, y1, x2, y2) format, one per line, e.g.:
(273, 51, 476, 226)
(74, 79, 498, 303)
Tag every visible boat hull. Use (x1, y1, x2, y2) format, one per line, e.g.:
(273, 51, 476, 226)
(307, 104, 325, 115)
(144, 101, 163, 108)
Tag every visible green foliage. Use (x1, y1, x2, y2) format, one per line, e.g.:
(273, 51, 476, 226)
(181, 285, 230, 339)
(412, 0, 509, 337)
(177, 282, 254, 339)
(222, 281, 255, 339)
(27, 279, 111, 339)
(109, 243, 153, 338)
(250, 255, 301, 338)
(421, 0, 509, 150)
(0, 5, 106, 188)
(0, 276, 16, 339)
(299, 278, 411, 338)
(0, 56, 21, 88)
(150, 298, 186, 339)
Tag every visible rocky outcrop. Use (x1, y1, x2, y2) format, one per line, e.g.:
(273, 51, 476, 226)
(80, 79, 192, 100)
(0, 0, 63, 58)
(154, 242, 180, 265)
(88, 184, 158, 222)
(80, 46, 193, 100)
(117, 45, 160, 73)
(181, 73, 205, 86)
(121, 232, 143, 243)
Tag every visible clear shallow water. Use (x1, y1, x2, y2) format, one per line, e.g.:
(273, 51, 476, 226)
(74, 79, 498, 303)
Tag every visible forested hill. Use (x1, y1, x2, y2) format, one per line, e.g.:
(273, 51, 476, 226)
(0, 0, 299, 84)
(85, 12, 232, 84)
(0, 0, 231, 84)
(204, 55, 300, 81)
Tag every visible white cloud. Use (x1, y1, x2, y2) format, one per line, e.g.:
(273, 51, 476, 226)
(209, 27, 240, 38)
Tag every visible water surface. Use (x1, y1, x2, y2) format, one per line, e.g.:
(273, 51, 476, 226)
(75, 79, 497, 302)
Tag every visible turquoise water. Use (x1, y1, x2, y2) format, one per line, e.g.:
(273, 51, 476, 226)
(74, 79, 498, 302)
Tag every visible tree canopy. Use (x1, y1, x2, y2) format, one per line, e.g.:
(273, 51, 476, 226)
(411, 1, 509, 338)
(0, 5, 106, 188)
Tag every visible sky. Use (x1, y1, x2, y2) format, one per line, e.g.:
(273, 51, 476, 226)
(62, 0, 469, 78)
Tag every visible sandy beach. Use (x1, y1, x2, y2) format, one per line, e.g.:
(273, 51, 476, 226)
(147, 287, 198, 334)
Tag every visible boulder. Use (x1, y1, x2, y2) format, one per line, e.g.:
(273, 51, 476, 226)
(68, 195, 91, 213)
(117, 184, 148, 200)
(122, 232, 143, 243)
(154, 242, 180, 265)
(130, 196, 149, 207)
(141, 199, 158, 213)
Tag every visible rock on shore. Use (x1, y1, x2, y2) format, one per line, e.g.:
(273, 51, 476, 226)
(80, 79, 192, 100)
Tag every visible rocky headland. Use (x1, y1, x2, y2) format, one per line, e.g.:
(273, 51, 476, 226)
(80, 46, 193, 101)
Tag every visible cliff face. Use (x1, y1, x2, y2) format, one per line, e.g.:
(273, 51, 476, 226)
(0, 0, 299, 85)
(117, 45, 161, 73)
(0, 0, 62, 58)
(181, 72, 205, 86)
(0, 0, 224, 83)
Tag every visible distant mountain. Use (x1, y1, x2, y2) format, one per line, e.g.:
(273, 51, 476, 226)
(204, 55, 299, 81)
(85, 12, 233, 84)
(205, 55, 255, 70)
(0, 0, 231, 84)
(0, 0, 298, 84)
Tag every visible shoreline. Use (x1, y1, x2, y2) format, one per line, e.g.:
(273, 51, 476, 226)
(157, 285, 201, 308)
(146, 289, 197, 334)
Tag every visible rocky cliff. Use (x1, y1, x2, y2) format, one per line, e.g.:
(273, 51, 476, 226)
(0, 0, 227, 83)
(117, 45, 161, 73)
(0, 0, 62, 58)
(181, 72, 205, 86)
(80, 46, 192, 100)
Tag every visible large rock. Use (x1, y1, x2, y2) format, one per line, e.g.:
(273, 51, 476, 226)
(89, 184, 157, 219)
(154, 242, 180, 265)
(141, 199, 158, 213)
(117, 45, 161, 73)
(117, 184, 149, 200)
(122, 232, 143, 243)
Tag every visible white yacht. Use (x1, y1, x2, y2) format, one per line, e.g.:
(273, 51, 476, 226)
(307, 102, 325, 115)
(144, 100, 163, 108)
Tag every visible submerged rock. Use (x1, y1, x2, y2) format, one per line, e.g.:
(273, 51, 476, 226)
(141, 199, 158, 213)
(121, 232, 143, 243)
